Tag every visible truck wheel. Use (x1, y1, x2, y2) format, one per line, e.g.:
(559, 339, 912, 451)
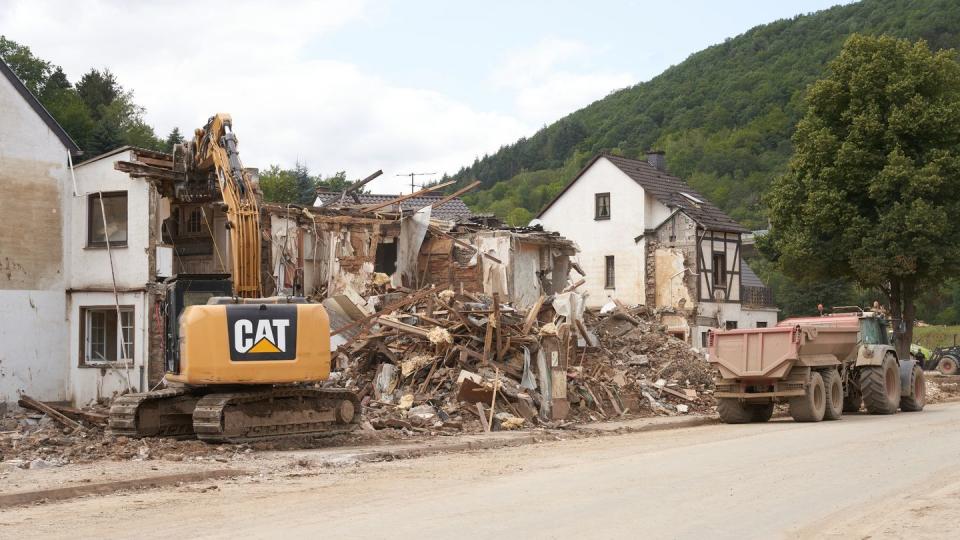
(820, 369, 843, 420)
(937, 355, 959, 376)
(789, 371, 826, 422)
(750, 402, 774, 422)
(843, 384, 862, 413)
(900, 364, 926, 412)
(716, 398, 753, 424)
(860, 353, 900, 415)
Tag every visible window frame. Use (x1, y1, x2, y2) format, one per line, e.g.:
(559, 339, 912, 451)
(594, 192, 611, 220)
(79, 305, 135, 367)
(725, 320, 738, 330)
(604, 255, 615, 289)
(182, 206, 206, 237)
(712, 251, 727, 287)
(87, 191, 129, 248)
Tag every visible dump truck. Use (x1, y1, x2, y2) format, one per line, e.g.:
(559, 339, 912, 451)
(707, 309, 926, 423)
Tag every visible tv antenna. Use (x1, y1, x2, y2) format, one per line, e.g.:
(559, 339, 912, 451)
(396, 172, 436, 194)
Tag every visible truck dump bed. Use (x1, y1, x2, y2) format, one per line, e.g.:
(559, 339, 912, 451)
(710, 315, 860, 380)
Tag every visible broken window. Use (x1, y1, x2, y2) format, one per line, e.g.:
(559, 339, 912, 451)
(604, 255, 615, 289)
(712, 252, 727, 287)
(87, 192, 128, 247)
(595, 193, 610, 220)
(81, 307, 134, 365)
(374, 239, 398, 275)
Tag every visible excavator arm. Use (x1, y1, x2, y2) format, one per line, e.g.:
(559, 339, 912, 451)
(180, 113, 262, 297)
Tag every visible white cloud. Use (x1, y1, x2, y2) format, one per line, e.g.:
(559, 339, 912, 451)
(492, 38, 634, 125)
(0, 0, 528, 192)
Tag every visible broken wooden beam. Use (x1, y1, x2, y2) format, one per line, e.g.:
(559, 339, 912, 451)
(429, 180, 481, 210)
(364, 180, 456, 213)
(17, 395, 82, 431)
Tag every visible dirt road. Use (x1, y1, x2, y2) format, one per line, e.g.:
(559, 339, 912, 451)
(4, 403, 960, 539)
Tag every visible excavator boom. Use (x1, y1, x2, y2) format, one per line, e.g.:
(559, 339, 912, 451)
(183, 113, 262, 297)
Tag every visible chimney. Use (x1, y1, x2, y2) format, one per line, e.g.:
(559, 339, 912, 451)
(646, 150, 666, 172)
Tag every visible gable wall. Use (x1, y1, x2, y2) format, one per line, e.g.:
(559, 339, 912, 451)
(0, 71, 72, 402)
(539, 157, 647, 307)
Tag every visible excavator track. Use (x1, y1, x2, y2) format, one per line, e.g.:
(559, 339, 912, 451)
(192, 387, 361, 443)
(108, 387, 200, 439)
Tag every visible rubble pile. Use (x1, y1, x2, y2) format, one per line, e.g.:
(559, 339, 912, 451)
(0, 398, 233, 467)
(327, 286, 714, 434)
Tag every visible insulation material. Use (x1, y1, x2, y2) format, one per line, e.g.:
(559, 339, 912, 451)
(552, 292, 586, 325)
(270, 214, 300, 292)
(392, 206, 432, 288)
(327, 226, 377, 297)
(510, 243, 543, 308)
(477, 233, 511, 297)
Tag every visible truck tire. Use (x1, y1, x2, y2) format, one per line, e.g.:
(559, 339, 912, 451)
(843, 384, 862, 413)
(900, 364, 926, 412)
(789, 371, 826, 422)
(716, 398, 753, 424)
(750, 402, 774, 422)
(937, 355, 959, 376)
(820, 369, 843, 420)
(860, 353, 900, 415)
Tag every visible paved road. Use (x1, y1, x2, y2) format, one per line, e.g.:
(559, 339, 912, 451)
(5, 403, 960, 539)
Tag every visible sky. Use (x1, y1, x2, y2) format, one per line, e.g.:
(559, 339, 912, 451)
(1, 0, 849, 193)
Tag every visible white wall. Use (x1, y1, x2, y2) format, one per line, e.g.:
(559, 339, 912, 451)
(0, 69, 72, 403)
(67, 291, 146, 405)
(539, 157, 648, 307)
(69, 152, 152, 289)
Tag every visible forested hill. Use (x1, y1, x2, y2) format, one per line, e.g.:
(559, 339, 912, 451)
(452, 0, 960, 228)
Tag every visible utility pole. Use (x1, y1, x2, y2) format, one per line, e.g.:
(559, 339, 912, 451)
(396, 172, 436, 194)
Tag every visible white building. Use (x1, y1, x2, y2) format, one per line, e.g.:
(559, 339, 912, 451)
(1, 58, 237, 406)
(538, 152, 777, 347)
(0, 59, 79, 405)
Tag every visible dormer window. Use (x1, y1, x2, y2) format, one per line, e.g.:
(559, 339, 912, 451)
(595, 193, 610, 220)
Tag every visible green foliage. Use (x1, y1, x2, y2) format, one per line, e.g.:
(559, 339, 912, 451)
(0, 36, 165, 156)
(259, 165, 356, 205)
(766, 34, 960, 348)
(164, 127, 185, 152)
(454, 0, 960, 232)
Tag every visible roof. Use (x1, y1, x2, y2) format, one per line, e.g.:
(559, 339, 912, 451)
(0, 57, 80, 154)
(315, 192, 475, 221)
(72, 145, 134, 167)
(740, 260, 765, 288)
(537, 153, 748, 233)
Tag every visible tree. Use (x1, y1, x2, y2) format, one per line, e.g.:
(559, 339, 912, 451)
(164, 127, 185, 152)
(766, 34, 960, 355)
(0, 36, 50, 94)
(259, 165, 300, 204)
(76, 69, 120, 120)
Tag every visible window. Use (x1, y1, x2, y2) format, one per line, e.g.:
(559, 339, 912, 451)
(725, 321, 738, 330)
(701, 331, 710, 348)
(756, 321, 768, 328)
(81, 307, 134, 365)
(595, 193, 610, 220)
(185, 207, 204, 235)
(374, 239, 398, 275)
(604, 255, 615, 289)
(87, 192, 128, 247)
(712, 252, 727, 287)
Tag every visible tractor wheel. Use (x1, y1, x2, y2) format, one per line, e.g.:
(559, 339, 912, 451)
(937, 355, 959, 376)
(900, 364, 926, 412)
(843, 383, 862, 413)
(821, 369, 843, 421)
(860, 354, 900, 415)
(717, 398, 753, 424)
(749, 402, 775, 423)
(789, 371, 826, 422)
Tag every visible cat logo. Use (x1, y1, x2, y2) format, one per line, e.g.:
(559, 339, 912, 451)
(226, 304, 298, 361)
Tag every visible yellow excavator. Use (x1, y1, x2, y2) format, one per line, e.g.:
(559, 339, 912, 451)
(109, 114, 360, 443)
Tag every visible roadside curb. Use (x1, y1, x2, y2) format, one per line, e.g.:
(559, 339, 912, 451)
(0, 469, 246, 509)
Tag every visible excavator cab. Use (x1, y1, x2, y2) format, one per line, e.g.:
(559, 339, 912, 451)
(163, 274, 233, 374)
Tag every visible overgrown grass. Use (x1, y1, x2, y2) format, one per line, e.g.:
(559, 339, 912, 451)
(914, 326, 960, 348)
